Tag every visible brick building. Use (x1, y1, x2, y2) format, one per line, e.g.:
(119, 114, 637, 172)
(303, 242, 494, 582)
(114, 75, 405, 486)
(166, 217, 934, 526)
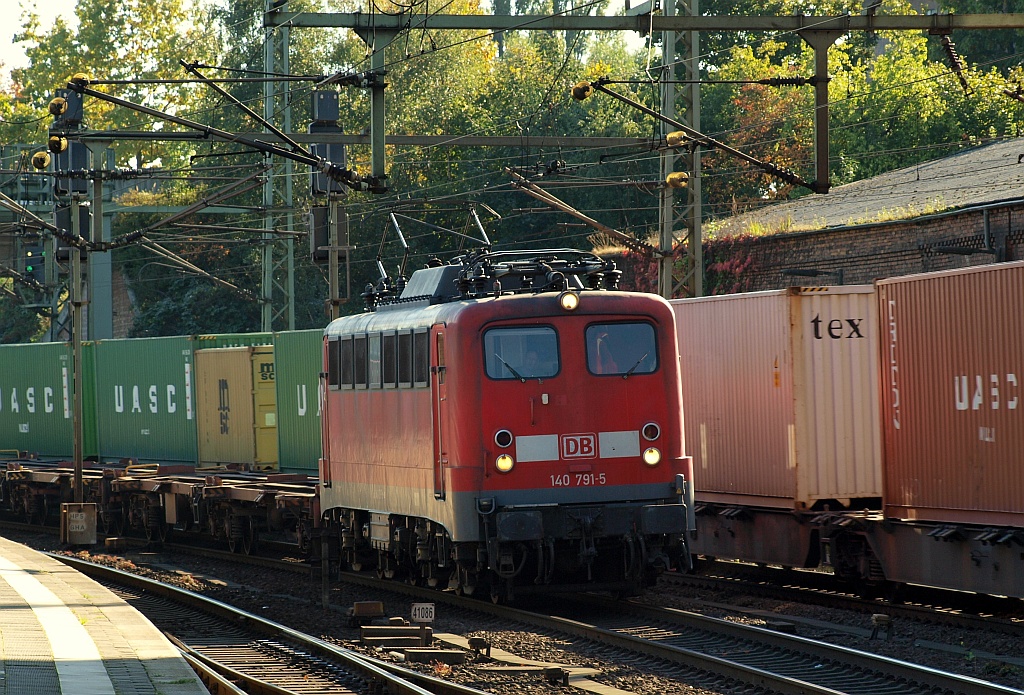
(696, 137, 1024, 294)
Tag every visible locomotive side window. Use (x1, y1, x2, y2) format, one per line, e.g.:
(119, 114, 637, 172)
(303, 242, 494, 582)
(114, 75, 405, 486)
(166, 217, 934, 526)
(398, 331, 413, 387)
(382, 332, 397, 388)
(354, 335, 368, 388)
(484, 326, 559, 380)
(413, 328, 429, 387)
(368, 334, 382, 388)
(327, 338, 340, 388)
(586, 322, 657, 376)
(340, 336, 354, 388)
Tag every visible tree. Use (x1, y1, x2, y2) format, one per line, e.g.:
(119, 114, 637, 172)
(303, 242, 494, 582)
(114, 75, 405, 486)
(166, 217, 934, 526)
(12, 0, 219, 169)
(937, 0, 1024, 75)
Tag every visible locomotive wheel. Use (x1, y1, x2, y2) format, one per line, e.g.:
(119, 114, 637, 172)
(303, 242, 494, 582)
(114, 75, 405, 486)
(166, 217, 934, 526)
(455, 565, 477, 596)
(426, 566, 451, 589)
(376, 552, 398, 579)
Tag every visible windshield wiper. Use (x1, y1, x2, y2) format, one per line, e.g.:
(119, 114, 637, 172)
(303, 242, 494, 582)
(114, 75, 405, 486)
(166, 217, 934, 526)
(495, 354, 527, 382)
(622, 352, 649, 379)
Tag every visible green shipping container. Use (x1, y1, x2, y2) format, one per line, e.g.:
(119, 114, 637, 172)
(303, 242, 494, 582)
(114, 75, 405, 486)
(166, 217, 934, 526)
(273, 329, 323, 474)
(93, 336, 198, 463)
(0, 342, 75, 458)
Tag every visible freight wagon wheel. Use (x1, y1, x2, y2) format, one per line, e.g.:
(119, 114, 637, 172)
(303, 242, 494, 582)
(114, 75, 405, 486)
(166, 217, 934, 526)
(23, 495, 43, 525)
(143, 505, 167, 543)
(99, 505, 123, 536)
(241, 516, 258, 555)
(226, 515, 245, 553)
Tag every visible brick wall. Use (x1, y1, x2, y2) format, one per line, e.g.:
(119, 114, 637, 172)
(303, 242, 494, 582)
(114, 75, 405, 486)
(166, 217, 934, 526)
(702, 202, 1022, 294)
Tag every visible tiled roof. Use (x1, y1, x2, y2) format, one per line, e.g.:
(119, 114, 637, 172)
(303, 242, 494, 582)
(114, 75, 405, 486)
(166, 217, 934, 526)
(711, 137, 1024, 237)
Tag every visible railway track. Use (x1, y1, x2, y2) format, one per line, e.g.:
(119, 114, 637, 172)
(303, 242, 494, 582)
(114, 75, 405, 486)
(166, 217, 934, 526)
(325, 569, 1024, 695)
(8, 520, 1024, 694)
(660, 563, 1024, 636)
(546, 593, 1024, 695)
(52, 553, 491, 695)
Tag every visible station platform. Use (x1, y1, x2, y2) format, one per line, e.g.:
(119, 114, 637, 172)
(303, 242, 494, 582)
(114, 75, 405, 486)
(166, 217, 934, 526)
(0, 536, 207, 695)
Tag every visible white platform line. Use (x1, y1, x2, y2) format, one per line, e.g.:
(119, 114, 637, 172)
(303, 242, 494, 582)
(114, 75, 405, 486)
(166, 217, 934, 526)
(0, 556, 115, 695)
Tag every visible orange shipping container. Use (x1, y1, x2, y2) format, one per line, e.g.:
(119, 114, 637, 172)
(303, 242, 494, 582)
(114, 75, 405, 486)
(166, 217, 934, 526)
(672, 286, 882, 509)
(878, 261, 1024, 526)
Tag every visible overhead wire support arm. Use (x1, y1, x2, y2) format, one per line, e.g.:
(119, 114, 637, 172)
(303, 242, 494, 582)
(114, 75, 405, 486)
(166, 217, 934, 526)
(64, 75, 385, 193)
(181, 60, 312, 156)
(506, 168, 660, 257)
(572, 77, 821, 194)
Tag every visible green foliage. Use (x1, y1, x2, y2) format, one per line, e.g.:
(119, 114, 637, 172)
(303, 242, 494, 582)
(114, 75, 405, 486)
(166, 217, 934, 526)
(937, 0, 1024, 74)
(0, 283, 46, 343)
(12, 0, 219, 169)
(5, 0, 1024, 333)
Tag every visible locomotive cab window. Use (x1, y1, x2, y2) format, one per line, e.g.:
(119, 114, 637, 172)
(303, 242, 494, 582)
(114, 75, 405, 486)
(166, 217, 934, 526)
(586, 322, 657, 376)
(484, 326, 559, 380)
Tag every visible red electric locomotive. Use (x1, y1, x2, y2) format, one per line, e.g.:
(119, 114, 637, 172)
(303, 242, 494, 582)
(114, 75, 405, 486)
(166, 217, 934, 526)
(319, 249, 694, 600)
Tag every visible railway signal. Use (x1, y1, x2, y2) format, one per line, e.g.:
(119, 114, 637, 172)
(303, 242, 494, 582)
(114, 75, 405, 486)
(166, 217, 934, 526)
(23, 243, 46, 285)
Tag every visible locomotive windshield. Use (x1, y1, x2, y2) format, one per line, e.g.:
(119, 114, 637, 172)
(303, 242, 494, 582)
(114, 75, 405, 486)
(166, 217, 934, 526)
(484, 326, 559, 380)
(586, 322, 658, 376)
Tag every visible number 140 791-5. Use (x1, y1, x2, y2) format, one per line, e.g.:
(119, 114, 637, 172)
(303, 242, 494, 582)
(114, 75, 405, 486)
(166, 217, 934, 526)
(550, 472, 606, 487)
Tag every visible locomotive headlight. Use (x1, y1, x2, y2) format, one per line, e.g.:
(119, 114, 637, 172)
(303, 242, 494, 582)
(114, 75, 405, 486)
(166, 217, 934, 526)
(495, 454, 515, 473)
(642, 447, 662, 466)
(558, 290, 580, 312)
(642, 422, 661, 441)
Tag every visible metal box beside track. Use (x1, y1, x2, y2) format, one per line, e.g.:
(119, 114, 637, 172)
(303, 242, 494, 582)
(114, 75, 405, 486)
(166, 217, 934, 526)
(272, 329, 323, 474)
(877, 261, 1024, 527)
(195, 345, 278, 470)
(671, 286, 883, 509)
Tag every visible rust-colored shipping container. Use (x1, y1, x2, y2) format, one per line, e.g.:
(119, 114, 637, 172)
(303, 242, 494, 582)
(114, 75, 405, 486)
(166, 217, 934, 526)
(195, 345, 278, 470)
(878, 261, 1023, 527)
(672, 286, 882, 509)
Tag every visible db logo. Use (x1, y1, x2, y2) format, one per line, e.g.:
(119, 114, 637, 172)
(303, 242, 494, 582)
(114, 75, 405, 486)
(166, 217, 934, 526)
(560, 433, 596, 459)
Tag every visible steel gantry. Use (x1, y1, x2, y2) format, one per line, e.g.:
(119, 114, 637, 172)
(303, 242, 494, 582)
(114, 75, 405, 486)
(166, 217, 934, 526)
(264, 8, 1024, 298)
